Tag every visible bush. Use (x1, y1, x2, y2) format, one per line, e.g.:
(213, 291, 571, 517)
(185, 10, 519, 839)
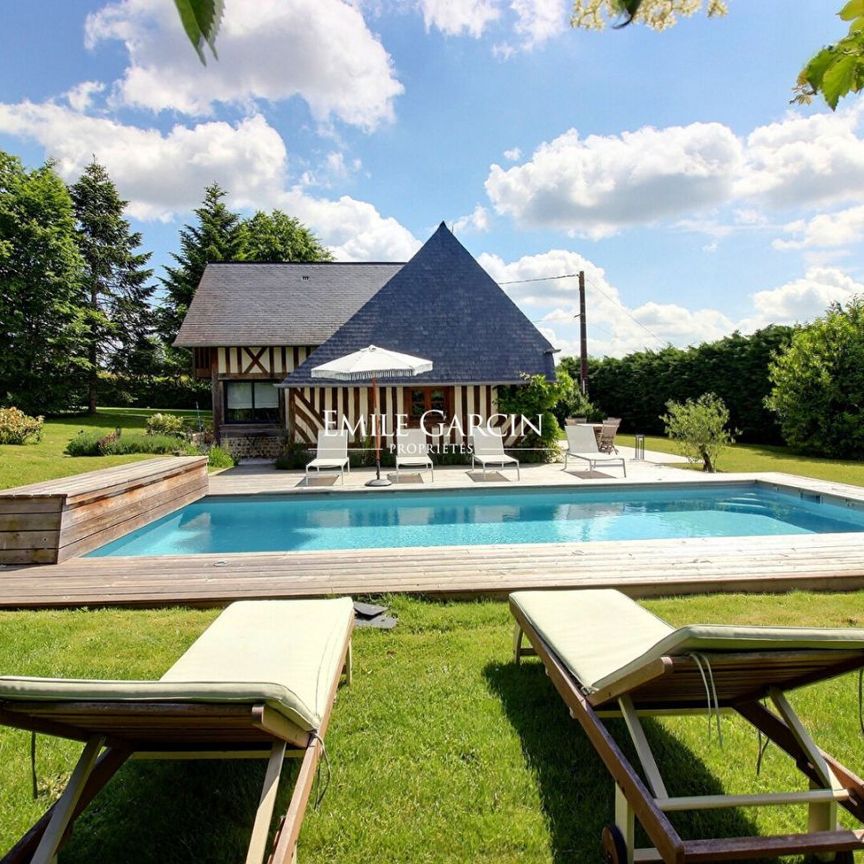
(275, 440, 313, 470)
(146, 412, 187, 437)
(552, 365, 599, 426)
(662, 393, 736, 472)
(496, 373, 562, 463)
(65, 429, 199, 457)
(207, 445, 235, 470)
(95, 371, 211, 410)
(766, 298, 864, 457)
(0, 407, 44, 444)
(65, 430, 103, 456)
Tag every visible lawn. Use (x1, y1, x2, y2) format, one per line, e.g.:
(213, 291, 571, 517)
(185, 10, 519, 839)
(0, 407, 203, 490)
(621, 434, 864, 488)
(2, 592, 864, 863)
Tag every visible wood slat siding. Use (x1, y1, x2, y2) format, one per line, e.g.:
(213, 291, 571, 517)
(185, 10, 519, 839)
(0, 458, 208, 565)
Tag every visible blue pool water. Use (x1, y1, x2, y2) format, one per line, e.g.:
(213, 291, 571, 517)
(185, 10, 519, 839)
(88, 484, 864, 557)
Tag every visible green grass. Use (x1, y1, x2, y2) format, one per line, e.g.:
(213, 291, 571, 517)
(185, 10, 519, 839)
(2, 593, 864, 862)
(617, 434, 864, 488)
(0, 407, 203, 490)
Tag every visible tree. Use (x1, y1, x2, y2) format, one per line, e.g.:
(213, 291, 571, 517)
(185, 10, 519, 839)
(570, 0, 863, 110)
(662, 392, 735, 472)
(70, 160, 155, 414)
(766, 297, 864, 458)
(552, 362, 598, 425)
(158, 183, 245, 354)
(242, 210, 333, 263)
(0, 152, 89, 414)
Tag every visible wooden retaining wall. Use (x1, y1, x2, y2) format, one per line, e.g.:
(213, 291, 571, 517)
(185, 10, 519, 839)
(0, 457, 208, 565)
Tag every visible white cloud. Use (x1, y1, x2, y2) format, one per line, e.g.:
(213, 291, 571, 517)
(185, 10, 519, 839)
(85, 0, 403, 130)
(486, 123, 742, 238)
(65, 81, 105, 112)
(503, 147, 522, 161)
(502, 0, 566, 51)
(0, 101, 287, 220)
(485, 106, 864, 241)
(452, 204, 490, 234)
(774, 205, 864, 250)
(0, 99, 418, 260)
(417, 0, 500, 37)
(739, 267, 864, 332)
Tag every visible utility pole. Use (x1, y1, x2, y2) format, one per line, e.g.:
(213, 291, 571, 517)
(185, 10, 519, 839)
(577, 270, 588, 395)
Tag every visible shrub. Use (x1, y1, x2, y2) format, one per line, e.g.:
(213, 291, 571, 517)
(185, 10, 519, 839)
(552, 365, 599, 426)
(0, 407, 44, 444)
(65, 430, 103, 456)
(100, 433, 198, 456)
(496, 373, 562, 463)
(146, 412, 187, 437)
(275, 440, 313, 470)
(662, 393, 736, 472)
(766, 298, 864, 457)
(207, 446, 235, 470)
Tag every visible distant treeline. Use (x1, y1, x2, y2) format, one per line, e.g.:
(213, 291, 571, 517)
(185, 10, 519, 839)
(561, 326, 796, 443)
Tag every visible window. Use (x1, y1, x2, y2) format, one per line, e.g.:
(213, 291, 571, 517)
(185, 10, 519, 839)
(224, 381, 280, 424)
(408, 387, 451, 427)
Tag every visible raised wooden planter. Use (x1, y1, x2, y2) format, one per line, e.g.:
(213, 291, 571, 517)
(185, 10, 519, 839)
(0, 457, 208, 565)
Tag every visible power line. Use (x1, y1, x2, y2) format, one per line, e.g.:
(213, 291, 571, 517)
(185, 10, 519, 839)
(497, 272, 581, 285)
(583, 273, 668, 348)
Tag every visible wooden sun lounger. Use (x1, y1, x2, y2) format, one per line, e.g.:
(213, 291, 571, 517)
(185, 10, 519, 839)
(0, 598, 354, 864)
(510, 589, 864, 864)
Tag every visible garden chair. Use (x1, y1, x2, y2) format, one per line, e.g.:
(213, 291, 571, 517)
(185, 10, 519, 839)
(305, 429, 350, 484)
(598, 418, 621, 454)
(563, 425, 626, 476)
(395, 428, 434, 482)
(470, 428, 520, 481)
(510, 588, 864, 864)
(0, 597, 354, 864)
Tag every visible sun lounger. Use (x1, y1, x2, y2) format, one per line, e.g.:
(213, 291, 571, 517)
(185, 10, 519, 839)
(563, 425, 626, 476)
(0, 597, 354, 864)
(395, 428, 434, 482)
(510, 589, 864, 863)
(470, 428, 520, 481)
(306, 429, 350, 484)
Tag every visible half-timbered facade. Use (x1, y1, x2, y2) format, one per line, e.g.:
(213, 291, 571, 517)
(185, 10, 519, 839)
(175, 224, 556, 457)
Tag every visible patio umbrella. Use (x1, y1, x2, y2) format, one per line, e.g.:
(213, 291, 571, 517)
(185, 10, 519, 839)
(311, 345, 433, 487)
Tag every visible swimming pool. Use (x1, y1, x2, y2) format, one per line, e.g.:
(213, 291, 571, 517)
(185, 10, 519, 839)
(88, 483, 864, 557)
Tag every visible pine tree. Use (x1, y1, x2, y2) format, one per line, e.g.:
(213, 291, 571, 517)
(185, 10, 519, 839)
(0, 152, 89, 413)
(70, 160, 154, 413)
(158, 183, 245, 347)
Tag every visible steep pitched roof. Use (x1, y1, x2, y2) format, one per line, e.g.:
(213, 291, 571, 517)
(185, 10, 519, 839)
(174, 261, 403, 347)
(281, 223, 557, 386)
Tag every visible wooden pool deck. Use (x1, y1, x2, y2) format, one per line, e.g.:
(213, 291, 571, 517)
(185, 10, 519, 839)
(2, 463, 864, 609)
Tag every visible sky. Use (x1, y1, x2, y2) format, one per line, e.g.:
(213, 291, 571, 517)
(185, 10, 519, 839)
(1, 0, 863, 359)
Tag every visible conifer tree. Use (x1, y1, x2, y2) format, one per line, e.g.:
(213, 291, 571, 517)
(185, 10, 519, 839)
(158, 183, 245, 347)
(0, 152, 88, 413)
(70, 159, 154, 413)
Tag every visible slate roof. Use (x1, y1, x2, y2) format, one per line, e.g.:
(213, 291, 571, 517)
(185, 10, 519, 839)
(281, 223, 557, 387)
(174, 262, 403, 347)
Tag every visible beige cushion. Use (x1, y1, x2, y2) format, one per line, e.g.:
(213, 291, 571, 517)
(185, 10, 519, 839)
(511, 589, 864, 694)
(0, 597, 353, 732)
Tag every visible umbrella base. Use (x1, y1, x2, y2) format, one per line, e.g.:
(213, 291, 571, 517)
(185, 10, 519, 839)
(365, 478, 392, 487)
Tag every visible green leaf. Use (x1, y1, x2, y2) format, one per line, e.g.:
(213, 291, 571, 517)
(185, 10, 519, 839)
(839, 0, 864, 21)
(799, 47, 836, 90)
(174, 0, 224, 64)
(822, 52, 860, 108)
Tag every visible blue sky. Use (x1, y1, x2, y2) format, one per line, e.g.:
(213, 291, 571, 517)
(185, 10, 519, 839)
(1, 0, 862, 357)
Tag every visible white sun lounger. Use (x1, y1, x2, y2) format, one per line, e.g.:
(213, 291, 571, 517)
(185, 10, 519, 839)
(395, 428, 434, 481)
(511, 588, 864, 863)
(0, 598, 354, 864)
(306, 429, 350, 484)
(471, 428, 520, 481)
(563, 424, 626, 476)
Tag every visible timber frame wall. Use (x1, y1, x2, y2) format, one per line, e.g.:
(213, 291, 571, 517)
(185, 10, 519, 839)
(197, 347, 523, 449)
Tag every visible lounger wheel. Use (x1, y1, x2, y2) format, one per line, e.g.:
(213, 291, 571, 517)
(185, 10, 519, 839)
(601, 824, 628, 864)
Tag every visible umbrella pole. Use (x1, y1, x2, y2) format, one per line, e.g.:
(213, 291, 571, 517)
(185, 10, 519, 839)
(366, 377, 391, 487)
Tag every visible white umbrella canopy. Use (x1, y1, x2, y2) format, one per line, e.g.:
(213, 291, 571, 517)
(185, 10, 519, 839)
(311, 345, 433, 486)
(310, 345, 433, 381)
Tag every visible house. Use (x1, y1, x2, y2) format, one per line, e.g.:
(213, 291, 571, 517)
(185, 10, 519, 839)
(175, 222, 557, 458)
